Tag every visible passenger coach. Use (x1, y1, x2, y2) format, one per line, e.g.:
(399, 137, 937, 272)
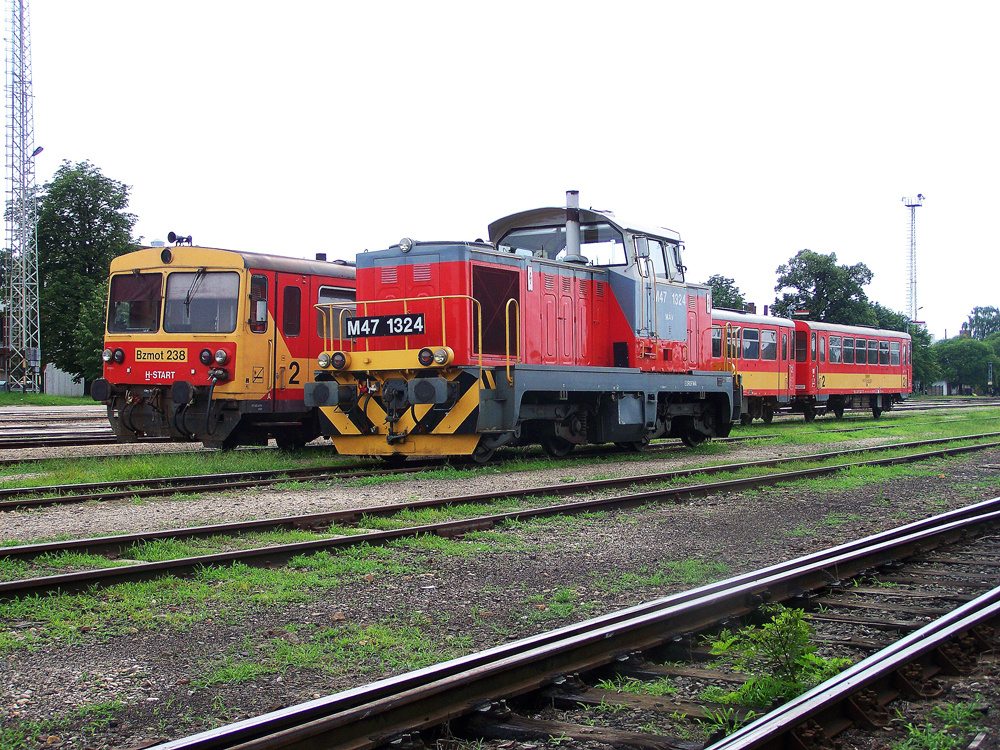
(793, 319, 911, 420)
(91, 242, 355, 449)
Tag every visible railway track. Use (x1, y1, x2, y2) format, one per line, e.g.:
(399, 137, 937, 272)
(141, 498, 1000, 750)
(4, 432, 1000, 599)
(0, 397, 994, 452)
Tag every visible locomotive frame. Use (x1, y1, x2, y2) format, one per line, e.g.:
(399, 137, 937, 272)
(306, 195, 741, 460)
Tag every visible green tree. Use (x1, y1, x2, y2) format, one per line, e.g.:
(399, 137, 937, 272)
(910, 324, 939, 391)
(705, 274, 748, 311)
(933, 337, 999, 393)
(36, 160, 139, 384)
(771, 250, 876, 326)
(872, 302, 908, 332)
(72, 282, 110, 384)
(961, 306, 1000, 340)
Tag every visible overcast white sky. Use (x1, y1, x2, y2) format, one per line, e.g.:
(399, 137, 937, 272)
(23, 1, 999, 341)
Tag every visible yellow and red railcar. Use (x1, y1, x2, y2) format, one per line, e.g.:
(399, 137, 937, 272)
(305, 193, 741, 461)
(91, 243, 355, 449)
(792, 319, 911, 420)
(711, 308, 796, 424)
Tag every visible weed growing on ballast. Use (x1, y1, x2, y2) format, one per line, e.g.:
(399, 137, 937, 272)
(700, 603, 851, 708)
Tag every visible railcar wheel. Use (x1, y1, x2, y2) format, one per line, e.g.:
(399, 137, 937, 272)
(762, 405, 774, 424)
(540, 434, 575, 458)
(871, 405, 883, 419)
(681, 431, 707, 447)
(833, 405, 845, 419)
(274, 432, 307, 451)
(740, 414, 753, 426)
(378, 453, 407, 465)
(803, 404, 816, 422)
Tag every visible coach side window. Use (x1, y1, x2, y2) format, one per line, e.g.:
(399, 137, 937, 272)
(249, 274, 268, 334)
(843, 337, 855, 364)
(761, 330, 777, 361)
(891, 341, 900, 366)
(829, 336, 842, 364)
(742, 328, 760, 359)
(811, 332, 817, 362)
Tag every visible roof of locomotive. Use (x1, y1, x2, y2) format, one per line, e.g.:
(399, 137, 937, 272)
(713, 308, 796, 328)
(795, 318, 912, 340)
(110, 246, 356, 279)
(487, 206, 682, 245)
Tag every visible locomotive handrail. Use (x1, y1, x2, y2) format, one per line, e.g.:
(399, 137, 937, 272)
(314, 295, 489, 378)
(504, 299, 521, 386)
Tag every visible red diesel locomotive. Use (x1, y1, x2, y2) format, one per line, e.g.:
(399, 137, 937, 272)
(711, 308, 911, 422)
(305, 192, 741, 461)
(91, 241, 355, 449)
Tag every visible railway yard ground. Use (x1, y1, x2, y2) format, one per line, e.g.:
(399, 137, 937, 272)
(4, 398, 1000, 749)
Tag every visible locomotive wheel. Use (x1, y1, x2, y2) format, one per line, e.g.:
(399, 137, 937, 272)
(615, 436, 650, 452)
(680, 431, 707, 447)
(471, 443, 496, 464)
(540, 434, 575, 458)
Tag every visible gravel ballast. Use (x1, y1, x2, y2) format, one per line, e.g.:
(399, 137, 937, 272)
(3, 437, 1000, 749)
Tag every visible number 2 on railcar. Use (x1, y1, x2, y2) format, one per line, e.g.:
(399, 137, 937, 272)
(90, 241, 356, 449)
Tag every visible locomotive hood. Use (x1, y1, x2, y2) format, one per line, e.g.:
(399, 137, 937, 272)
(487, 206, 681, 246)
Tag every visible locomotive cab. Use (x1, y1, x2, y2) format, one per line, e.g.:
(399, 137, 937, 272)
(305, 193, 740, 461)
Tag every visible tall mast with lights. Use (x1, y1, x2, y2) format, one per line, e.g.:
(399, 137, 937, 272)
(4, 0, 42, 391)
(902, 193, 924, 324)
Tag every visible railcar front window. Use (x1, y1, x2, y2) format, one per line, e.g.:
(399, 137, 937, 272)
(164, 271, 240, 333)
(317, 285, 356, 337)
(498, 223, 626, 266)
(712, 328, 722, 358)
(795, 331, 808, 362)
(107, 272, 162, 332)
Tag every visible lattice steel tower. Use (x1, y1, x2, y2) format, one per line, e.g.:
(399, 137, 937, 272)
(902, 193, 924, 324)
(4, 0, 41, 391)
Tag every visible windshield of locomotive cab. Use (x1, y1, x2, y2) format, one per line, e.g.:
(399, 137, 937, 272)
(107, 272, 162, 332)
(163, 271, 240, 333)
(498, 222, 626, 265)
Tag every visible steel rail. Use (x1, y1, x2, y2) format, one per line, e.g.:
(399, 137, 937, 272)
(4, 438, 1000, 598)
(144, 502, 1000, 750)
(708, 585, 1000, 749)
(5, 434, 1000, 563)
(2, 429, 998, 515)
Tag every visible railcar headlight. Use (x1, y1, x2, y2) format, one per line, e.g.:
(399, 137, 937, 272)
(214, 349, 229, 365)
(102, 348, 113, 363)
(317, 352, 332, 368)
(331, 351, 350, 370)
(417, 348, 435, 367)
(113, 348, 125, 364)
(433, 347, 452, 365)
(199, 349, 213, 366)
